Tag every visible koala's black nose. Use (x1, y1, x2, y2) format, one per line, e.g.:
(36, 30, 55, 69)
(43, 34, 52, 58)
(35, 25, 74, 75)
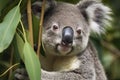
(62, 26, 74, 45)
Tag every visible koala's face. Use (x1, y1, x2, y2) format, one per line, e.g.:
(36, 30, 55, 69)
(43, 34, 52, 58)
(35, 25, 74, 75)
(32, 0, 111, 56)
(42, 3, 90, 56)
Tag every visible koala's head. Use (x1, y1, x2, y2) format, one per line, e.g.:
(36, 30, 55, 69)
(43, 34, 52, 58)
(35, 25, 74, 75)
(32, 0, 112, 56)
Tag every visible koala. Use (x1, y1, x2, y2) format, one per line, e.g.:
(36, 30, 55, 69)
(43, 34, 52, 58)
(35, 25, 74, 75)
(15, 0, 112, 80)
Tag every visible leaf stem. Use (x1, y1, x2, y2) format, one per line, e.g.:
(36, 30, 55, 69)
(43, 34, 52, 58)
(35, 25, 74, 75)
(18, 0, 22, 7)
(20, 20, 27, 42)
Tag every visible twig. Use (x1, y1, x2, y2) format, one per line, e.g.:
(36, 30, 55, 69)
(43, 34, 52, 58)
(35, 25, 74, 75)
(8, 45, 14, 79)
(37, 0, 46, 58)
(27, 0, 34, 47)
(101, 41, 120, 57)
(0, 63, 20, 77)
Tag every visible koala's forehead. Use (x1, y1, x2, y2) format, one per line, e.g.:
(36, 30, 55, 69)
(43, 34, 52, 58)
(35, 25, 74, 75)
(44, 2, 87, 28)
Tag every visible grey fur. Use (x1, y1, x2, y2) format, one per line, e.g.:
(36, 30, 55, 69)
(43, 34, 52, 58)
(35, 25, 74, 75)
(40, 42, 107, 80)
(15, 0, 112, 80)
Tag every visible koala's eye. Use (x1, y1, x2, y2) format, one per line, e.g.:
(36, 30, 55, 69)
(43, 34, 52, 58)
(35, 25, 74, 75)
(76, 29, 81, 35)
(52, 24, 59, 30)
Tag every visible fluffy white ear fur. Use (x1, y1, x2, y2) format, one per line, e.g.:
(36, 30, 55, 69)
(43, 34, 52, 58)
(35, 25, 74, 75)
(77, 0, 112, 35)
(86, 3, 112, 34)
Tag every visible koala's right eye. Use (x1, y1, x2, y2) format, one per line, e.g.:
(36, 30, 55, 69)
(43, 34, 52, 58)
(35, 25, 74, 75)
(53, 25, 59, 30)
(52, 23, 59, 31)
(47, 23, 59, 36)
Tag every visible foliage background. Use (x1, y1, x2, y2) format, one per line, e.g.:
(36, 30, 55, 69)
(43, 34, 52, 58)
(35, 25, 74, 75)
(0, 0, 120, 80)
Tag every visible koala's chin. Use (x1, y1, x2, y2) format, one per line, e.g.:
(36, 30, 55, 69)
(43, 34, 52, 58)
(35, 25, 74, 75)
(56, 43, 73, 56)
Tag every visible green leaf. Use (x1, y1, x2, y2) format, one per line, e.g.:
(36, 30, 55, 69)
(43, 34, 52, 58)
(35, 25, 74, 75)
(16, 33, 41, 80)
(0, 5, 21, 53)
(15, 33, 24, 60)
(23, 42, 41, 80)
(32, 14, 39, 44)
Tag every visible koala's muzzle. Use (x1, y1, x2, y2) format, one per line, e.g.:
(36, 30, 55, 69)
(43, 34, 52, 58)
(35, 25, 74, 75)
(62, 26, 74, 45)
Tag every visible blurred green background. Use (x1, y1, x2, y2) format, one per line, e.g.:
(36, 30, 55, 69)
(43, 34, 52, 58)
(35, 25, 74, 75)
(0, 0, 120, 80)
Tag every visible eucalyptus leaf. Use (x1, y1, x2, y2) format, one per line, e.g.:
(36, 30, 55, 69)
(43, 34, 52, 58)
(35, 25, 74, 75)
(0, 5, 21, 53)
(32, 14, 39, 44)
(15, 33, 24, 61)
(16, 33, 41, 80)
(23, 42, 41, 80)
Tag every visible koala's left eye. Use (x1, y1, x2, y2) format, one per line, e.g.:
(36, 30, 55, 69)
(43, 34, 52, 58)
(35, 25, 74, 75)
(76, 29, 81, 35)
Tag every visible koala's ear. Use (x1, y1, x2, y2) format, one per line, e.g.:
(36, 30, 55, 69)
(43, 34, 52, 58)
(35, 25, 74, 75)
(77, 0, 112, 35)
(32, 0, 56, 19)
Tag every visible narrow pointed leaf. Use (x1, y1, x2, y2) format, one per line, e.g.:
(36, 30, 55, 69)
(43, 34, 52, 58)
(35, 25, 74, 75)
(0, 5, 21, 53)
(16, 33, 41, 80)
(15, 33, 24, 60)
(23, 42, 41, 80)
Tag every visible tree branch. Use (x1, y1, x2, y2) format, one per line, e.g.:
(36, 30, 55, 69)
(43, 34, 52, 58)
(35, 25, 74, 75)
(27, 0, 34, 47)
(37, 0, 46, 58)
(101, 41, 120, 57)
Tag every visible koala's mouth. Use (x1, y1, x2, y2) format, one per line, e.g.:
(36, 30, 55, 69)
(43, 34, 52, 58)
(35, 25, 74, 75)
(56, 42, 73, 55)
